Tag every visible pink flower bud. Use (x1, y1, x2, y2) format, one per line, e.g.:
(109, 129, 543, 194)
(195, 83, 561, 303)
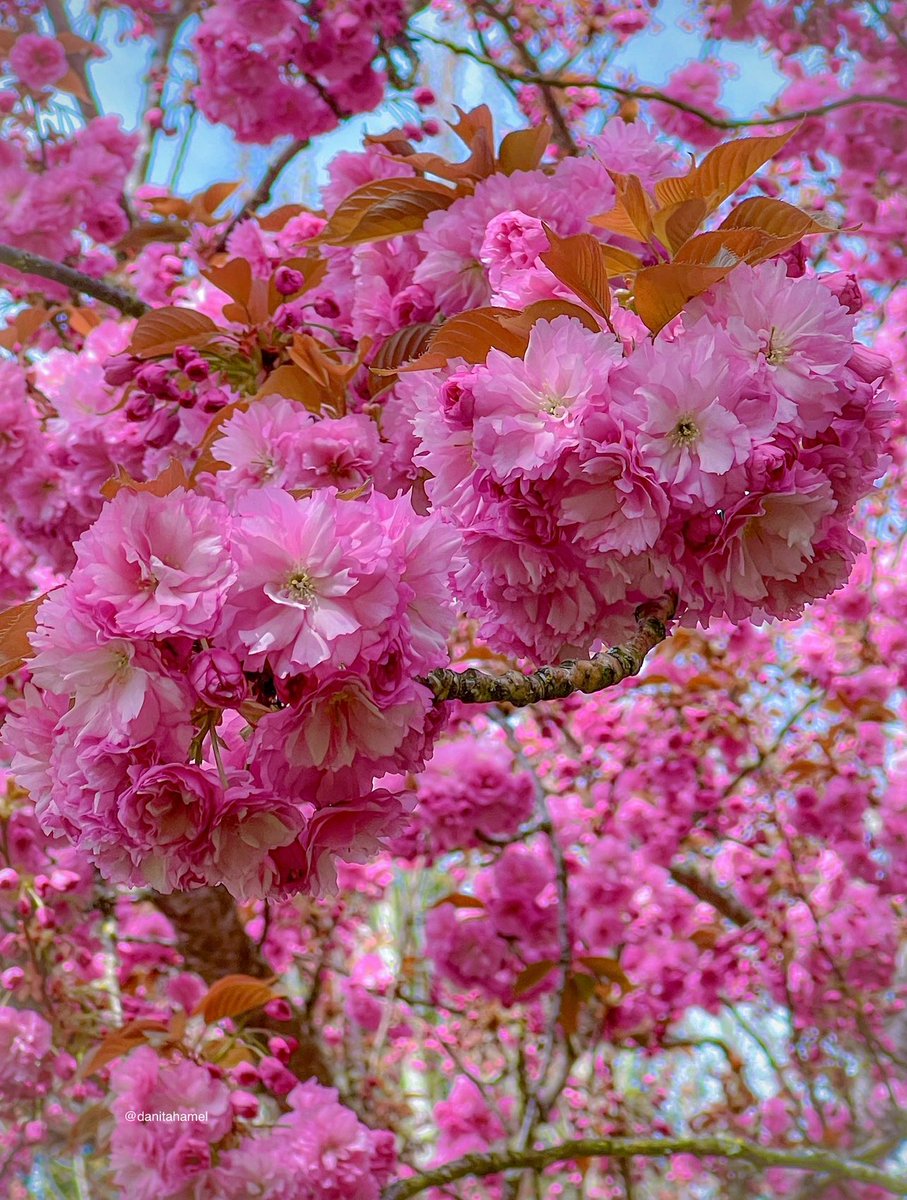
(103, 353, 142, 387)
(23, 1121, 46, 1144)
(259, 1055, 297, 1096)
(189, 648, 249, 708)
(824, 272, 863, 313)
(144, 406, 181, 448)
(124, 391, 156, 422)
(230, 1090, 259, 1119)
(274, 266, 306, 295)
(48, 869, 80, 893)
(267, 1036, 292, 1064)
(230, 1062, 260, 1088)
(264, 997, 293, 1022)
(847, 344, 891, 383)
(0, 868, 20, 891)
(313, 296, 340, 320)
(1, 967, 24, 990)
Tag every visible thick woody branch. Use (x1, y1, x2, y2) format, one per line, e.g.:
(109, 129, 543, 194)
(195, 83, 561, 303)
(0, 244, 148, 318)
(381, 1135, 907, 1200)
(425, 596, 675, 706)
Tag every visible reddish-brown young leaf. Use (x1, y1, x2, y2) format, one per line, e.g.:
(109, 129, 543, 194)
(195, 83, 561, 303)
(599, 245, 644, 275)
(368, 323, 436, 393)
(449, 104, 495, 151)
(195, 974, 277, 1024)
(199, 181, 240, 216)
(402, 301, 600, 372)
(654, 170, 697, 210)
(319, 179, 454, 246)
(576, 956, 634, 991)
(516, 299, 601, 332)
(558, 975, 582, 1036)
(190, 398, 250, 480)
(673, 226, 777, 266)
(256, 363, 329, 411)
(513, 960, 558, 997)
(498, 121, 552, 174)
(129, 307, 219, 359)
(687, 128, 800, 213)
(80, 1020, 168, 1079)
(0, 594, 48, 676)
(429, 893, 487, 910)
(101, 458, 189, 501)
(591, 173, 655, 242)
(652, 197, 709, 255)
(0, 306, 54, 350)
(401, 307, 532, 371)
(540, 226, 612, 320)
(633, 262, 732, 333)
(258, 204, 311, 232)
(718, 195, 842, 238)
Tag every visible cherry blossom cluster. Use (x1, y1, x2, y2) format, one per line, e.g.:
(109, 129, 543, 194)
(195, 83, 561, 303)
(405, 261, 890, 662)
(2, 480, 460, 901)
(107, 1048, 395, 1200)
(192, 0, 408, 144)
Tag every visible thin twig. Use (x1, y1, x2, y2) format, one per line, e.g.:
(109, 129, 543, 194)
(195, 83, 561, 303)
(416, 32, 907, 128)
(218, 137, 309, 248)
(0, 244, 148, 318)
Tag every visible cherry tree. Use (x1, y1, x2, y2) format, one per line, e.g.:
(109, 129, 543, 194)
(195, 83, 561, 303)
(0, 1, 904, 1197)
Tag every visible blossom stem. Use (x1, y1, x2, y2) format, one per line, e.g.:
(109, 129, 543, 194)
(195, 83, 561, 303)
(381, 1135, 907, 1199)
(0, 244, 148, 318)
(425, 595, 676, 706)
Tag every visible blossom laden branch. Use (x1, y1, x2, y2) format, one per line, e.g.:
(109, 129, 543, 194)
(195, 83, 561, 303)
(381, 1134, 907, 1200)
(425, 596, 675, 706)
(417, 32, 907, 128)
(0, 244, 149, 318)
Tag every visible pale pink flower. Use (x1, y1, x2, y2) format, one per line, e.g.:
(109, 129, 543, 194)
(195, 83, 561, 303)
(472, 316, 623, 481)
(70, 488, 235, 639)
(273, 790, 411, 896)
(28, 591, 192, 741)
(693, 261, 855, 434)
(220, 486, 397, 677)
(211, 394, 314, 495)
(701, 468, 837, 616)
(109, 1047, 232, 1200)
(626, 331, 752, 504)
(558, 414, 669, 554)
(209, 779, 307, 902)
(253, 674, 435, 799)
(116, 763, 223, 892)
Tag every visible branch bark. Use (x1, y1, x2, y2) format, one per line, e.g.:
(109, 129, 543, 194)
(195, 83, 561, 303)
(381, 1135, 907, 1200)
(425, 596, 675, 706)
(152, 887, 333, 1087)
(0, 244, 148, 318)
(669, 862, 755, 927)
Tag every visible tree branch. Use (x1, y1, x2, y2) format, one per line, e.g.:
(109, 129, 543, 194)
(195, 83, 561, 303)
(0, 244, 148, 318)
(416, 32, 907, 128)
(669, 862, 755, 927)
(381, 1135, 907, 1200)
(218, 137, 310, 248)
(45, 0, 101, 122)
(425, 596, 675, 706)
